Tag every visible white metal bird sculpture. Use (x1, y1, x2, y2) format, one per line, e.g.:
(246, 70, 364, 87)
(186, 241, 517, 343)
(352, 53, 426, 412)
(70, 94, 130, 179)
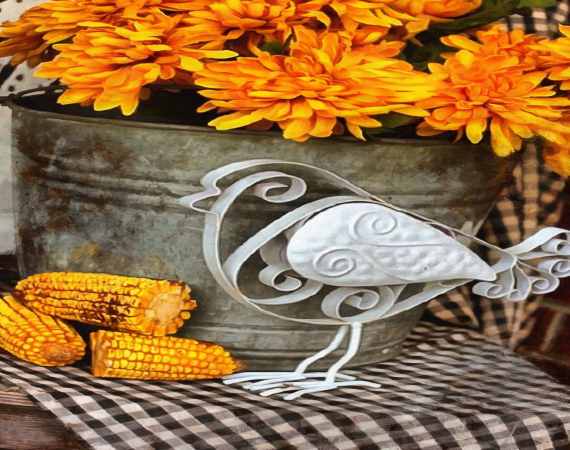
(179, 159, 570, 400)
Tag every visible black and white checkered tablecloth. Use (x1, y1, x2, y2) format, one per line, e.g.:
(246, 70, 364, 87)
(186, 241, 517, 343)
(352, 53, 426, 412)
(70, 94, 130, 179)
(0, 323, 569, 450)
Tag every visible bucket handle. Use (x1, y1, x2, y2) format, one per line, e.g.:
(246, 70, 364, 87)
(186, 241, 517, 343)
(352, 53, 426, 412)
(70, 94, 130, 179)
(0, 85, 64, 108)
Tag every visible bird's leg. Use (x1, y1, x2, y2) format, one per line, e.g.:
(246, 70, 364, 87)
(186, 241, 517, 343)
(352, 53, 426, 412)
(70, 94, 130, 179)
(294, 324, 350, 373)
(324, 322, 365, 384)
(253, 323, 382, 400)
(223, 325, 356, 388)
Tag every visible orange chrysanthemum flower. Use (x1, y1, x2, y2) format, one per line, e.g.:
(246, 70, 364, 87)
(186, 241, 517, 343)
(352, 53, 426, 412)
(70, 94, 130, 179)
(417, 41, 570, 156)
(297, 0, 481, 44)
(0, 11, 49, 66)
(297, 0, 427, 43)
(35, 13, 236, 115)
(0, 0, 131, 65)
(441, 25, 547, 71)
(0, 0, 214, 66)
(182, 0, 296, 47)
(195, 27, 438, 142)
(532, 25, 570, 90)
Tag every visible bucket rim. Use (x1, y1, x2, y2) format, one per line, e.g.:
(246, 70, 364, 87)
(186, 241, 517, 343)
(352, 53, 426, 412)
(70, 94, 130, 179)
(10, 95, 486, 149)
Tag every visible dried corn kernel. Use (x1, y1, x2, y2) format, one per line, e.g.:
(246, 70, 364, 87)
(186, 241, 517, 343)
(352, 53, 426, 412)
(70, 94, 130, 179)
(0, 295, 85, 366)
(15, 272, 196, 336)
(91, 330, 242, 380)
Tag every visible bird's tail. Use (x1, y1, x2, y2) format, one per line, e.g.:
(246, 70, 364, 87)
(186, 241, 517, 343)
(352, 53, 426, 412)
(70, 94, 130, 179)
(472, 227, 569, 301)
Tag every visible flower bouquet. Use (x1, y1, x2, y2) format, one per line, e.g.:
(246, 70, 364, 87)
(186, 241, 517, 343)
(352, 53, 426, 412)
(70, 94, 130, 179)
(0, 0, 567, 369)
(0, 0, 569, 174)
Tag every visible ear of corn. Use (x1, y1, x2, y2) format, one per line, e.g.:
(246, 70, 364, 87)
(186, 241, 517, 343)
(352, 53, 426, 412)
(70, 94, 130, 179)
(91, 330, 242, 380)
(0, 295, 85, 366)
(14, 272, 197, 336)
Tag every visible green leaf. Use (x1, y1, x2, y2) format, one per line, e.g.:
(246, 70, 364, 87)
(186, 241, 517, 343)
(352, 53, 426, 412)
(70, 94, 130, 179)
(363, 113, 421, 140)
(260, 40, 284, 55)
(377, 113, 419, 129)
(402, 40, 453, 70)
(518, 0, 556, 7)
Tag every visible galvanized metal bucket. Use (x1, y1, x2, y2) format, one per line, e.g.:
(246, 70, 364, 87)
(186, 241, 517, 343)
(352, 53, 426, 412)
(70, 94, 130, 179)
(10, 95, 515, 370)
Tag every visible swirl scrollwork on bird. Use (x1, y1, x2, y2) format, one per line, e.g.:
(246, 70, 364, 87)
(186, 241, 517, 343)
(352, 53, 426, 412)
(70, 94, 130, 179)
(313, 248, 360, 279)
(472, 227, 570, 301)
(528, 269, 560, 296)
(349, 210, 398, 241)
(253, 178, 307, 204)
(321, 287, 399, 323)
(258, 237, 304, 293)
(537, 258, 570, 279)
(507, 227, 570, 259)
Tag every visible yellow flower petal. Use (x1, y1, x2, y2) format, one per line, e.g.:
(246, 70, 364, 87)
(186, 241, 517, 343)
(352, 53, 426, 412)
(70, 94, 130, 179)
(310, 115, 336, 138)
(346, 120, 365, 140)
(209, 111, 262, 130)
(58, 88, 98, 104)
(282, 118, 312, 140)
(178, 55, 203, 72)
(466, 118, 487, 144)
(490, 119, 516, 157)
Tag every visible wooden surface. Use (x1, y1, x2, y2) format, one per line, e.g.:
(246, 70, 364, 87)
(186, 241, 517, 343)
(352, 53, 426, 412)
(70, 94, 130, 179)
(0, 385, 88, 450)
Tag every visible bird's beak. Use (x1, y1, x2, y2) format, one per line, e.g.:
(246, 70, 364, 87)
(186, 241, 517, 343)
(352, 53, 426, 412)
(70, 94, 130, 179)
(177, 192, 215, 214)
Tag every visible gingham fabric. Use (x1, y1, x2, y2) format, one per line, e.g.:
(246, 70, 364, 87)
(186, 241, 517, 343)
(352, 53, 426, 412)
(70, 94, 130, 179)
(423, 2, 569, 348)
(1, 324, 569, 450)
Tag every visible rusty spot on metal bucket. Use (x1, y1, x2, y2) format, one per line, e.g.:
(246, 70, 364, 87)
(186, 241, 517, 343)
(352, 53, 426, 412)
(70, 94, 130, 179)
(70, 243, 102, 263)
(43, 187, 73, 231)
(91, 137, 131, 170)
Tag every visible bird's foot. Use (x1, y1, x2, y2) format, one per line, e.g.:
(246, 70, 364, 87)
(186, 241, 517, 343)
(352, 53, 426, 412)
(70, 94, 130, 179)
(223, 371, 380, 400)
(261, 379, 381, 400)
(224, 371, 355, 388)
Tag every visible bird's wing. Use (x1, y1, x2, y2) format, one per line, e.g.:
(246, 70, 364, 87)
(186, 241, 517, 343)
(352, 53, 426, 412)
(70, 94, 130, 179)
(287, 202, 496, 287)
